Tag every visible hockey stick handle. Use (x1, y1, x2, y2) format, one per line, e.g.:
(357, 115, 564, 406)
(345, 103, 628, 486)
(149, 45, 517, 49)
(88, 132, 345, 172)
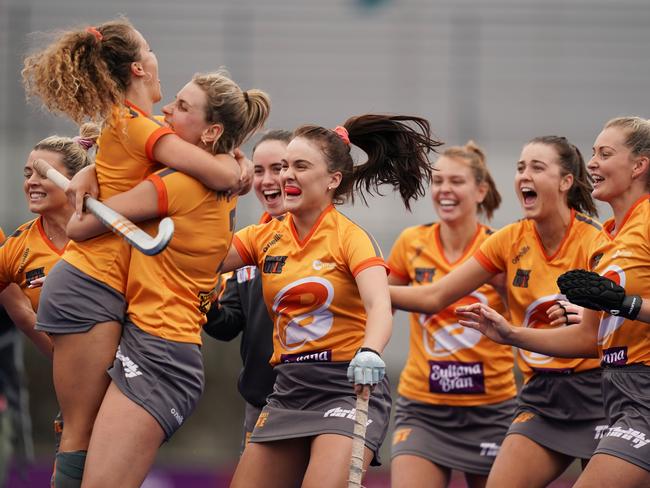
(33, 159, 173, 256)
(348, 385, 370, 488)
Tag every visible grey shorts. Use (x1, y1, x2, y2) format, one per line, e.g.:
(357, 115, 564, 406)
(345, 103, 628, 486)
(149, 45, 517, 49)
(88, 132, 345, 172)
(391, 395, 516, 475)
(36, 260, 126, 334)
(594, 365, 650, 471)
(241, 402, 263, 453)
(108, 320, 204, 440)
(249, 362, 392, 466)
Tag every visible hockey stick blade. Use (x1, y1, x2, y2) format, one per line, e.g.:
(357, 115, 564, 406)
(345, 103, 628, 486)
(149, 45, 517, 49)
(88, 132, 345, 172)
(33, 159, 174, 256)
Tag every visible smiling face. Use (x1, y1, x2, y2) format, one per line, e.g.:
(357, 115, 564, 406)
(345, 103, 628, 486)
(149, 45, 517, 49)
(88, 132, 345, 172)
(515, 142, 572, 220)
(132, 29, 162, 104)
(280, 137, 341, 216)
(162, 81, 212, 147)
(431, 155, 486, 223)
(588, 126, 641, 203)
(23, 149, 70, 216)
(253, 139, 287, 217)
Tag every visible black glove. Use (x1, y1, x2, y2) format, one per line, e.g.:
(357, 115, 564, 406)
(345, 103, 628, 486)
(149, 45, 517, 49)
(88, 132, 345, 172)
(557, 269, 642, 320)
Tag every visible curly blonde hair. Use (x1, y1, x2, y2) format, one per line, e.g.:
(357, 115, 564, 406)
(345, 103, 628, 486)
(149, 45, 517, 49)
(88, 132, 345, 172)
(22, 18, 141, 123)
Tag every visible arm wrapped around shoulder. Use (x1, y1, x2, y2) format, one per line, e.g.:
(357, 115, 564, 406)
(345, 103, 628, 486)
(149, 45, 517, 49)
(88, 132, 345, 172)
(557, 269, 642, 320)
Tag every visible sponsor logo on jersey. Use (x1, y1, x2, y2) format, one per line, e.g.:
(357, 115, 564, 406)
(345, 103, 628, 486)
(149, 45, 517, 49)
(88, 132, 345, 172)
(512, 412, 535, 424)
(512, 268, 531, 288)
(511, 245, 530, 265)
(312, 260, 336, 271)
(428, 360, 485, 394)
(392, 427, 412, 445)
(479, 442, 500, 456)
(263, 255, 288, 274)
(170, 408, 184, 426)
(25, 266, 45, 285)
(604, 426, 650, 449)
(323, 407, 373, 426)
(280, 349, 332, 363)
(262, 233, 283, 253)
(197, 287, 218, 314)
(590, 253, 604, 270)
(115, 346, 142, 379)
(415, 267, 436, 283)
(601, 346, 628, 366)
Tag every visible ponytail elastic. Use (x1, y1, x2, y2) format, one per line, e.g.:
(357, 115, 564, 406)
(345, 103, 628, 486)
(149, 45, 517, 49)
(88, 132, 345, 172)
(332, 126, 350, 145)
(85, 26, 103, 42)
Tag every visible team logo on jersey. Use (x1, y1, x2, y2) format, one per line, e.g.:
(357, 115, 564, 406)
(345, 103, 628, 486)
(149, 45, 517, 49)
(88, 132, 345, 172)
(429, 360, 485, 394)
(262, 233, 282, 253)
(25, 267, 45, 285)
(197, 287, 218, 314)
(511, 245, 530, 265)
(512, 269, 531, 288)
(280, 349, 332, 363)
(415, 267, 436, 283)
(590, 253, 604, 270)
(263, 255, 288, 274)
(601, 346, 628, 366)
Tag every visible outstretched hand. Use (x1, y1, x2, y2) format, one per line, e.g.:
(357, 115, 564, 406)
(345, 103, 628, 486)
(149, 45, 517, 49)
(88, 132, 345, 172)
(557, 269, 642, 320)
(456, 302, 515, 345)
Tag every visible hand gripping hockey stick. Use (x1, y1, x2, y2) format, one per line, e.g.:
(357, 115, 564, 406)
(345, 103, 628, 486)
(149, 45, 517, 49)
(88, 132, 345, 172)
(33, 159, 174, 256)
(348, 385, 370, 488)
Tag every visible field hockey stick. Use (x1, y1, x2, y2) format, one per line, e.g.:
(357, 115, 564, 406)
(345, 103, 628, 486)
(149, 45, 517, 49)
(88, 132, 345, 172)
(348, 385, 370, 488)
(33, 159, 174, 256)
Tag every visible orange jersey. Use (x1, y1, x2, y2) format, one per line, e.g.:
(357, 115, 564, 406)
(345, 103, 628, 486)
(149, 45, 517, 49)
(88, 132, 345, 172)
(233, 205, 388, 365)
(475, 210, 602, 381)
(587, 195, 650, 367)
(0, 218, 65, 310)
(63, 102, 173, 293)
(388, 223, 516, 406)
(125, 168, 237, 345)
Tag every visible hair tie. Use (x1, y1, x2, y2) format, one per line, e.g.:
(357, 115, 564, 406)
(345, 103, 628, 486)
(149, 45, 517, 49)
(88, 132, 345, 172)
(242, 91, 250, 104)
(86, 26, 103, 42)
(73, 136, 96, 151)
(332, 126, 350, 145)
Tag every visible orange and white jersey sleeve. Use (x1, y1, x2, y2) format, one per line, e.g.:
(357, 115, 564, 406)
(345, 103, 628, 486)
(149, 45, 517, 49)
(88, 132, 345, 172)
(0, 218, 65, 310)
(233, 205, 388, 365)
(588, 195, 650, 366)
(388, 223, 516, 406)
(126, 168, 237, 345)
(63, 103, 174, 294)
(475, 211, 603, 381)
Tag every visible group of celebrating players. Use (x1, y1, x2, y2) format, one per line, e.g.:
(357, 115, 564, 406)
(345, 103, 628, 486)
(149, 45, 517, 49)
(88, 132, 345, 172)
(0, 15, 648, 488)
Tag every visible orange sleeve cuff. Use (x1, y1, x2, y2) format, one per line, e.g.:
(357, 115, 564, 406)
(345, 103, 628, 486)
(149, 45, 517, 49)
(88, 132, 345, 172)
(146, 174, 168, 217)
(352, 257, 390, 277)
(474, 249, 501, 274)
(145, 127, 174, 162)
(232, 236, 255, 266)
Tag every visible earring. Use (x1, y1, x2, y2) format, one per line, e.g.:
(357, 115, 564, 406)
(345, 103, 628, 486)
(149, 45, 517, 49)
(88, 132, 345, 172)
(327, 186, 332, 191)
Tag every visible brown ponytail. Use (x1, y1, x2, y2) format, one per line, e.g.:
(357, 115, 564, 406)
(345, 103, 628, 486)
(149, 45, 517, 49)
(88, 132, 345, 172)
(442, 140, 501, 220)
(192, 71, 271, 154)
(294, 115, 441, 210)
(528, 135, 597, 217)
(22, 18, 141, 123)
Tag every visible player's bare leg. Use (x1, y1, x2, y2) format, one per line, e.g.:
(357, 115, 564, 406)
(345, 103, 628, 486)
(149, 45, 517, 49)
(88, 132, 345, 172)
(52, 321, 121, 452)
(574, 453, 650, 488)
(486, 434, 573, 488)
(391, 454, 451, 488)
(81, 382, 164, 488)
(302, 433, 373, 488)
(229, 437, 310, 488)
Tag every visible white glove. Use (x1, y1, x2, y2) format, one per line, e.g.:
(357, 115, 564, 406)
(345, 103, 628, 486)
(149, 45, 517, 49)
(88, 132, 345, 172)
(347, 348, 385, 386)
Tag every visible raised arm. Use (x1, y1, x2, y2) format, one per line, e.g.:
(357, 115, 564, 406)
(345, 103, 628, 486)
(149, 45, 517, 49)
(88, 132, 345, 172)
(153, 134, 240, 192)
(456, 302, 599, 358)
(390, 257, 496, 314)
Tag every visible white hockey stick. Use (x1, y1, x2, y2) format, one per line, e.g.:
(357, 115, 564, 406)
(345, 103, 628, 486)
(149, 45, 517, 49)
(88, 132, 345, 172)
(348, 385, 370, 488)
(34, 159, 174, 256)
